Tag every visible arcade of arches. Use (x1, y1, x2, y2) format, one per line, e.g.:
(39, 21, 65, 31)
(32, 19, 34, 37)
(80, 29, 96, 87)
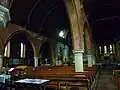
(0, 0, 118, 73)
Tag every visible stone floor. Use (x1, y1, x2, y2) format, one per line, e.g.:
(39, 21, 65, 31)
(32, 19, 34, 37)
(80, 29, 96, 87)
(97, 68, 118, 90)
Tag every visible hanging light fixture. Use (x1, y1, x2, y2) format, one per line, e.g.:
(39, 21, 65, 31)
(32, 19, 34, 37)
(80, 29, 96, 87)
(59, 29, 68, 39)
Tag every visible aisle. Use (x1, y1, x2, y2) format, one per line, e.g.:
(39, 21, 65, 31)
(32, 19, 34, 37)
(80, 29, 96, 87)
(97, 69, 117, 90)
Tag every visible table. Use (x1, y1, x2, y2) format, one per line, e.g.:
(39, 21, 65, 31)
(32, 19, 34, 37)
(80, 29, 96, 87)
(15, 78, 49, 90)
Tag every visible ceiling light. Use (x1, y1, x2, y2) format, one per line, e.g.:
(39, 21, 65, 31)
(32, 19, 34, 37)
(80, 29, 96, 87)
(59, 31, 64, 38)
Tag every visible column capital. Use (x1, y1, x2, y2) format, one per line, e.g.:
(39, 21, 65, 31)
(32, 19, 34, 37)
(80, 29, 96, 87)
(73, 50, 84, 54)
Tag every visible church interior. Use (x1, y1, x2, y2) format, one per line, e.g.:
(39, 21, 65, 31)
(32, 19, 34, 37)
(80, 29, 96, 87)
(0, 0, 120, 90)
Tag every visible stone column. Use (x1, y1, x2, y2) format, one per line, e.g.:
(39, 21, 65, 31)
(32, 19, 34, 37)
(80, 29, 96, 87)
(84, 26, 94, 67)
(65, 0, 84, 72)
(107, 45, 110, 54)
(0, 54, 3, 69)
(34, 57, 39, 67)
(74, 50, 84, 72)
(92, 42, 96, 65)
(116, 42, 119, 60)
(101, 45, 104, 60)
(92, 54, 96, 65)
(112, 44, 115, 54)
(87, 55, 92, 67)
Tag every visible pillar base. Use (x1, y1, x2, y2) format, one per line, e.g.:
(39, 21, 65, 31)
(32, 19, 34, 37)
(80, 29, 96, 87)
(87, 55, 93, 67)
(92, 55, 96, 65)
(34, 57, 39, 67)
(73, 50, 84, 72)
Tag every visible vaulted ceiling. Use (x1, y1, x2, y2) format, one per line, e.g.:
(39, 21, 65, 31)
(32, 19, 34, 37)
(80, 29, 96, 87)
(84, 0, 120, 45)
(10, 0, 70, 39)
(9, 0, 120, 45)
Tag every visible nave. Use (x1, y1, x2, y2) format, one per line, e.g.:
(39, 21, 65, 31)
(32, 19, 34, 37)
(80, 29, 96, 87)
(0, 64, 120, 90)
(0, 0, 120, 90)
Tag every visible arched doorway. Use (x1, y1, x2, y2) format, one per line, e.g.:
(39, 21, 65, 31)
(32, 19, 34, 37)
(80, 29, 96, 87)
(3, 32, 34, 67)
(39, 42, 52, 66)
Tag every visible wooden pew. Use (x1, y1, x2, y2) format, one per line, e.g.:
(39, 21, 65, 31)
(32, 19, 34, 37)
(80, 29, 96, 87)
(35, 66, 50, 71)
(25, 71, 92, 90)
(116, 75, 120, 90)
(12, 65, 98, 90)
(84, 66, 97, 71)
(50, 66, 98, 85)
(24, 66, 97, 90)
(112, 70, 120, 90)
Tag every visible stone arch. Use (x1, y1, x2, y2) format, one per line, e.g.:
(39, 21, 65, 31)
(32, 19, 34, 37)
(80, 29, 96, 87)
(39, 40, 54, 66)
(63, 0, 85, 51)
(3, 30, 36, 58)
(83, 21, 92, 40)
(83, 21, 92, 50)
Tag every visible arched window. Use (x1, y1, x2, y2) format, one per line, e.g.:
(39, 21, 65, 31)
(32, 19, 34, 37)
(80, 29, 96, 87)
(110, 45, 113, 54)
(4, 45, 7, 56)
(20, 43, 26, 58)
(20, 43, 23, 58)
(104, 46, 107, 54)
(99, 46, 102, 54)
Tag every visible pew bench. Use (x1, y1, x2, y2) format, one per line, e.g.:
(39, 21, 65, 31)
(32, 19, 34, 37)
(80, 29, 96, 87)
(25, 72, 92, 90)
(24, 70, 96, 90)
(11, 65, 99, 90)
